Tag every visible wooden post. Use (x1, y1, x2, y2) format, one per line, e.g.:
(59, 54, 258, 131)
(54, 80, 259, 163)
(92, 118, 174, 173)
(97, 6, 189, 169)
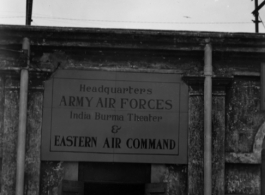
(255, 0, 259, 33)
(26, 0, 33, 25)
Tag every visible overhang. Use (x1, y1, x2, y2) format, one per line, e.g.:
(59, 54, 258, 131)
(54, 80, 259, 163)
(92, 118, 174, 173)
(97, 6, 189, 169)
(0, 25, 265, 53)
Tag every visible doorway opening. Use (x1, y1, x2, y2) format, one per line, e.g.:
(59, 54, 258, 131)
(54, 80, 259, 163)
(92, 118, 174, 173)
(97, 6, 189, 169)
(79, 162, 150, 195)
(84, 182, 145, 195)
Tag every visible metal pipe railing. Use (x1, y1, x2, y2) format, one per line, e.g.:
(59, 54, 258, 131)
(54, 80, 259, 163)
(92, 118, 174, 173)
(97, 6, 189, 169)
(204, 40, 213, 195)
(15, 37, 30, 195)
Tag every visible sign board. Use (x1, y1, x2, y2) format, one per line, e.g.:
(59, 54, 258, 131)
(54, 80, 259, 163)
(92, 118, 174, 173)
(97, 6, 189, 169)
(41, 70, 188, 164)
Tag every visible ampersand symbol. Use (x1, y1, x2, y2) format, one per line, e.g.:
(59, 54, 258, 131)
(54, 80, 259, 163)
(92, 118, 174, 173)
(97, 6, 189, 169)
(111, 125, 121, 134)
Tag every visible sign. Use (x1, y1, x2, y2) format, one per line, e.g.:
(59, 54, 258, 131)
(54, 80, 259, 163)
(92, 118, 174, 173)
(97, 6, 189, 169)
(41, 70, 188, 164)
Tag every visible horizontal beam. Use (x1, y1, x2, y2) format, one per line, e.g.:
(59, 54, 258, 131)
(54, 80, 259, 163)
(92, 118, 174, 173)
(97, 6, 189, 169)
(0, 25, 265, 53)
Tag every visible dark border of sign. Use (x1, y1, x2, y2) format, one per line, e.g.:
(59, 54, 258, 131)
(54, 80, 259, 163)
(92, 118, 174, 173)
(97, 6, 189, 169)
(41, 70, 188, 164)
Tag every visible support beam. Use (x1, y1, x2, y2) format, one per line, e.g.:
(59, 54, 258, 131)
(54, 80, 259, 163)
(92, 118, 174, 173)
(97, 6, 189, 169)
(26, 0, 33, 25)
(252, 0, 264, 33)
(15, 38, 30, 195)
(252, 0, 265, 15)
(255, 0, 259, 33)
(204, 40, 213, 195)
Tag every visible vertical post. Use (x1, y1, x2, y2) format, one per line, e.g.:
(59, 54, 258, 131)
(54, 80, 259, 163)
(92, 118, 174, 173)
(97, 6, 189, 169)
(204, 40, 212, 195)
(15, 38, 30, 195)
(260, 149, 265, 195)
(255, 0, 259, 33)
(26, 0, 33, 25)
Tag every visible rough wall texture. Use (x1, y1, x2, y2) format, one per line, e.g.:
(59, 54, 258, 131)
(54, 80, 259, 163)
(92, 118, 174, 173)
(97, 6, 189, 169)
(162, 165, 187, 195)
(34, 50, 198, 195)
(34, 49, 204, 74)
(24, 91, 43, 195)
(226, 164, 260, 194)
(225, 77, 265, 195)
(188, 85, 226, 195)
(226, 77, 264, 153)
(1, 80, 19, 195)
(212, 94, 225, 195)
(0, 77, 4, 193)
(151, 164, 187, 195)
(1, 77, 44, 195)
(40, 161, 65, 195)
(188, 87, 204, 195)
(0, 44, 264, 195)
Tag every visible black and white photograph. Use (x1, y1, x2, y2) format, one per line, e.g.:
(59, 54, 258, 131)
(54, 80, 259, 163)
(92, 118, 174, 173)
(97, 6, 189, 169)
(0, 0, 265, 195)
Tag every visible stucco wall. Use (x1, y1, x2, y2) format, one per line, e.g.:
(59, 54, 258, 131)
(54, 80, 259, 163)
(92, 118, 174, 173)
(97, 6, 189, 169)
(225, 77, 264, 195)
(0, 43, 264, 195)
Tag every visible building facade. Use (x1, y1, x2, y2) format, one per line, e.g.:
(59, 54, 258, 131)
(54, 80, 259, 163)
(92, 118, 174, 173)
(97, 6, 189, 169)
(0, 25, 265, 195)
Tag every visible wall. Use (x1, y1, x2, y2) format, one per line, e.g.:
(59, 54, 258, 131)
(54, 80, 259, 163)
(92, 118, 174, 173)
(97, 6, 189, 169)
(225, 77, 263, 195)
(0, 30, 264, 195)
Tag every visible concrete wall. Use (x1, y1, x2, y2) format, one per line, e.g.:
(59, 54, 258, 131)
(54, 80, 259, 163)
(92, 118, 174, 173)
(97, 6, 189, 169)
(0, 37, 264, 195)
